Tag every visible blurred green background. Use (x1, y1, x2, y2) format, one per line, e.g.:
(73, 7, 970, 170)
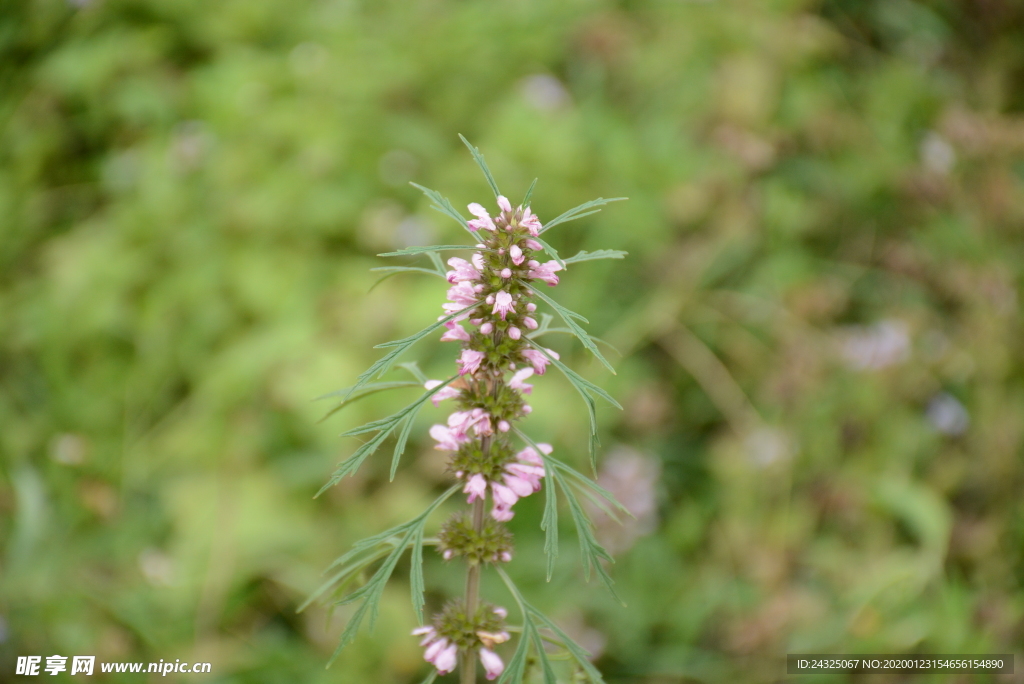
(3, 0, 1024, 682)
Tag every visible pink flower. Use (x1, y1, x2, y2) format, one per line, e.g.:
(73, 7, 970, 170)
(480, 321, 493, 334)
(467, 203, 496, 232)
(498, 420, 511, 432)
(472, 252, 486, 271)
(480, 648, 505, 680)
(440, 324, 470, 342)
(525, 238, 543, 251)
(492, 482, 519, 506)
(522, 348, 558, 374)
(492, 291, 515, 320)
(445, 281, 478, 308)
(446, 257, 480, 283)
(458, 349, 485, 375)
(528, 259, 562, 286)
(430, 424, 465, 451)
(509, 244, 525, 265)
(500, 267, 512, 279)
(497, 196, 512, 213)
(503, 472, 534, 497)
(507, 326, 521, 340)
(522, 316, 538, 330)
(491, 503, 514, 521)
(521, 207, 542, 233)
(516, 443, 552, 465)
(424, 380, 460, 406)
(510, 367, 534, 393)
(430, 642, 458, 675)
(463, 473, 487, 502)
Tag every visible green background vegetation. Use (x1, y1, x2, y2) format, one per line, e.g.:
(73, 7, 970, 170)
(2, 0, 1024, 681)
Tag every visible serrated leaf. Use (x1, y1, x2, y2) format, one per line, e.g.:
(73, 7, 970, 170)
(562, 249, 628, 264)
(548, 455, 633, 520)
(529, 610, 607, 684)
(560, 479, 621, 603)
(390, 411, 419, 481)
(527, 328, 622, 356)
(524, 283, 614, 374)
(522, 178, 537, 207)
(319, 378, 458, 494)
(529, 235, 565, 270)
(459, 134, 501, 198)
(409, 182, 475, 235)
(346, 306, 475, 399)
(540, 197, 627, 234)
(378, 244, 477, 257)
(297, 544, 394, 613)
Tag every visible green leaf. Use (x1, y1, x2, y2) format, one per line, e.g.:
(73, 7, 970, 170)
(315, 381, 421, 423)
(548, 455, 633, 520)
(426, 251, 447, 275)
(562, 249, 628, 264)
(390, 410, 419, 481)
(316, 487, 459, 664)
(378, 244, 477, 257)
(370, 265, 447, 279)
(524, 283, 615, 374)
(319, 378, 458, 493)
(529, 235, 565, 270)
(529, 623, 558, 684)
(512, 428, 559, 581)
(410, 527, 426, 622)
(346, 306, 475, 399)
(522, 178, 538, 207)
(540, 197, 627, 234)
(459, 134, 501, 198)
(527, 328, 622, 356)
(496, 568, 608, 683)
(560, 479, 621, 603)
(416, 671, 438, 684)
(328, 527, 413, 665)
(397, 361, 428, 384)
(297, 544, 394, 613)
(409, 182, 475, 235)
(529, 609, 608, 683)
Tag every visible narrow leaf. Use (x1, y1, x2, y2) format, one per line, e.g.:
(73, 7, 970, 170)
(390, 409, 421, 481)
(378, 244, 476, 257)
(370, 266, 447, 279)
(398, 361, 428, 384)
(426, 251, 447, 275)
(410, 528, 426, 622)
(529, 610, 608, 684)
(529, 623, 558, 684)
(524, 283, 614, 374)
(417, 671, 438, 684)
(562, 249, 628, 264)
(459, 134, 501, 198)
(409, 182, 475, 235)
(315, 381, 421, 423)
(530, 235, 565, 270)
(347, 306, 475, 399)
(522, 178, 538, 207)
(540, 197, 627, 234)
(512, 427, 559, 581)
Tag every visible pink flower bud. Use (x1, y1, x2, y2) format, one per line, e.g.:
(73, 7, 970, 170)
(508, 326, 521, 340)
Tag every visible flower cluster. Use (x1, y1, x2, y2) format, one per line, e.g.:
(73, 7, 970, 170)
(414, 603, 510, 679)
(413, 196, 566, 676)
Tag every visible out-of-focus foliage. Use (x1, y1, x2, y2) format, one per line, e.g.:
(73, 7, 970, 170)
(2, 0, 1024, 682)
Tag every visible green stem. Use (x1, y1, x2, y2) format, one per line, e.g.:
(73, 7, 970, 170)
(460, 496, 486, 684)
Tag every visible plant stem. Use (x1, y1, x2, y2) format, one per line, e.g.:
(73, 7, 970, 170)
(461, 496, 486, 684)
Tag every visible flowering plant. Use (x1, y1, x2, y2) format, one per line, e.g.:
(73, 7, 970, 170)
(303, 137, 628, 683)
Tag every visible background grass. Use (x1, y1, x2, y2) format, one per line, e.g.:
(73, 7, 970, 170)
(2, 0, 1024, 682)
